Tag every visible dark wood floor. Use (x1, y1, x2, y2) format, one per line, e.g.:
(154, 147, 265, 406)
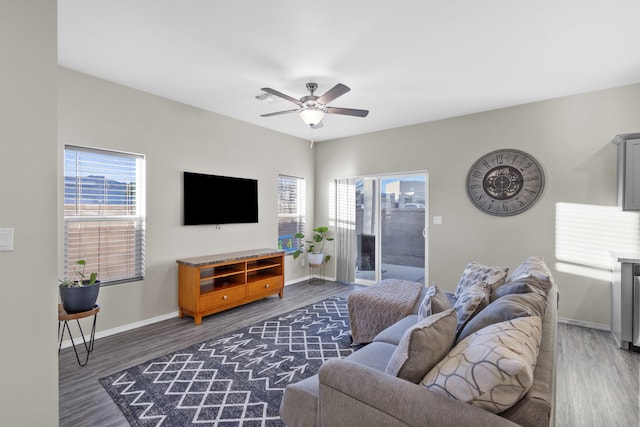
(59, 280, 640, 427)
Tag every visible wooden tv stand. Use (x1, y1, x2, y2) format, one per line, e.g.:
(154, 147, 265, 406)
(177, 248, 285, 325)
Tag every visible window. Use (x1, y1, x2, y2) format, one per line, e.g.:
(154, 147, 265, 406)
(64, 146, 145, 285)
(277, 175, 305, 253)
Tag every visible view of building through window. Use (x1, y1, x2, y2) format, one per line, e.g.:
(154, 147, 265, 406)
(64, 146, 145, 284)
(277, 175, 305, 252)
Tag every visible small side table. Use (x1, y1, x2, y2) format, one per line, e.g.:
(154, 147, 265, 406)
(58, 304, 100, 366)
(309, 263, 325, 285)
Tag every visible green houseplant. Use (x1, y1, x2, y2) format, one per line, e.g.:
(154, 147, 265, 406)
(292, 226, 334, 266)
(59, 259, 101, 313)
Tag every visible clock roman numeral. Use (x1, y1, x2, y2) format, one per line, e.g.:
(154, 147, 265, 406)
(520, 161, 533, 170)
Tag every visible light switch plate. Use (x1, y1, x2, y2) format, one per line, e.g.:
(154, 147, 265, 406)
(0, 228, 14, 251)
(433, 216, 443, 225)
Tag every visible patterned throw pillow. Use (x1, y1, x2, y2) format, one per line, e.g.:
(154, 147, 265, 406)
(422, 316, 542, 414)
(453, 281, 490, 333)
(385, 309, 457, 383)
(454, 261, 509, 299)
(418, 284, 452, 321)
(507, 255, 553, 285)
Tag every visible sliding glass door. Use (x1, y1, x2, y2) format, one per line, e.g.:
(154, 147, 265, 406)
(353, 173, 427, 285)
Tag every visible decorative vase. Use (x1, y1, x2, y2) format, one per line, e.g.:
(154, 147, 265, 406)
(59, 281, 101, 313)
(307, 253, 325, 267)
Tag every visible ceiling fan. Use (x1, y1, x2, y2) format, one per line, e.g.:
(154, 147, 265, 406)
(259, 83, 369, 128)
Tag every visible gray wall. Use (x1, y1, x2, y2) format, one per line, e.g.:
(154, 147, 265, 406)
(58, 68, 315, 333)
(4, 5, 639, 424)
(315, 84, 640, 328)
(0, 1, 59, 424)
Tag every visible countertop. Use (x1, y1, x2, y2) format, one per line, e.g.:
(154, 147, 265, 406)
(176, 248, 284, 266)
(612, 253, 640, 264)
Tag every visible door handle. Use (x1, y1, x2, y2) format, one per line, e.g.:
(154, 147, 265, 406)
(422, 228, 426, 238)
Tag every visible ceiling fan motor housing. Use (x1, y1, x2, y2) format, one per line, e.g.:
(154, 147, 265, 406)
(306, 82, 318, 95)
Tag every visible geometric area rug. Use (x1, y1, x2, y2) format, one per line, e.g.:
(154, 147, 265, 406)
(99, 296, 354, 426)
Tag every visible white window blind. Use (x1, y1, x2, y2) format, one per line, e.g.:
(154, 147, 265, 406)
(278, 175, 305, 252)
(64, 145, 145, 285)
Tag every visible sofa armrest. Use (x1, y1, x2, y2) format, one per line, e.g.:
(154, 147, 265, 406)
(318, 359, 521, 427)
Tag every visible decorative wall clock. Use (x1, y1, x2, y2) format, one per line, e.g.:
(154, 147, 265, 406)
(466, 149, 545, 216)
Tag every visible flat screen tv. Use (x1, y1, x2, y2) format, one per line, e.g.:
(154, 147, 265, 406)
(183, 171, 258, 225)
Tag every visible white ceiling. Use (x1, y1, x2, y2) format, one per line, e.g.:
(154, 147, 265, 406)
(58, 0, 640, 142)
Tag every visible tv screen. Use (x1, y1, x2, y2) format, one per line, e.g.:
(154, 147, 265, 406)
(183, 172, 259, 225)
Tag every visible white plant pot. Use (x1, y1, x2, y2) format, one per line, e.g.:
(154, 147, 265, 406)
(308, 252, 325, 266)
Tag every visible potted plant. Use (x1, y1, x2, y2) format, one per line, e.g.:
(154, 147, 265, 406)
(292, 226, 334, 266)
(59, 259, 100, 313)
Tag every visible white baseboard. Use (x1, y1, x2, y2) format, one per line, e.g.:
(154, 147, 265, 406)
(285, 276, 337, 286)
(558, 316, 610, 332)
(61, 310, 610, 351)
(59, 310, 180, 349)
(61, 278, 339, 350)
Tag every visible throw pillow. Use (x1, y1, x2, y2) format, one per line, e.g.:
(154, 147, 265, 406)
(418, 284, 452, 321)
(454, 261, 509, 299)
(431, 285, 453, 314)
(453, 281, 490, 334)
(507, 256, 553, 285)
(422, 316, 543, 414)
(385, 308, 457, 383)
(457, 292, 547, 341)
(491, 276, 550, 302)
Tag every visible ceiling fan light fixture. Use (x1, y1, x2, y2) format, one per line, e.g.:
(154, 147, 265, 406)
(299, 108, 325, 127)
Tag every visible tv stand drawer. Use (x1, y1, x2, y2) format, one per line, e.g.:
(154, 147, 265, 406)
(201, 286, 246, 310)
(248, 277, 284, 297)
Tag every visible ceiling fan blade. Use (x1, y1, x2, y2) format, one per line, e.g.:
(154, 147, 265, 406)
(260, 109, 300, 117)
(260, 88, 302, 106)
(317, 83, 350, 104)
(325, 106, 369, 117)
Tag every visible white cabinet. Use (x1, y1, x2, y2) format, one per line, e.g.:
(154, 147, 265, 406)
(612, 133, 640, 211)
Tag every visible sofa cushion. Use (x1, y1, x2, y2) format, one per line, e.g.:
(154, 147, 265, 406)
(344, 341, 398, 372)
(417, 284, 452, 321)
(422, 316, 543, 414)
(457, 292, 547, 341)
(453, 281, 490, 333)
(373, 315, 419, 345)
(454, 261, 509, 298)
(385, 309, 457, 383)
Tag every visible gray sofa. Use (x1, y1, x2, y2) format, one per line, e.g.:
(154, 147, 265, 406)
(280, 257, 558, 427)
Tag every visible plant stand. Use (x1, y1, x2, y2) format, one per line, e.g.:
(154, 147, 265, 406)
(58, 304, 100, 366)
(309, 263, 325, 285)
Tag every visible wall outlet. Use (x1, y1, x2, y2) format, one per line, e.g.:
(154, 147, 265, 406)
(301, 257, 305, 267)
